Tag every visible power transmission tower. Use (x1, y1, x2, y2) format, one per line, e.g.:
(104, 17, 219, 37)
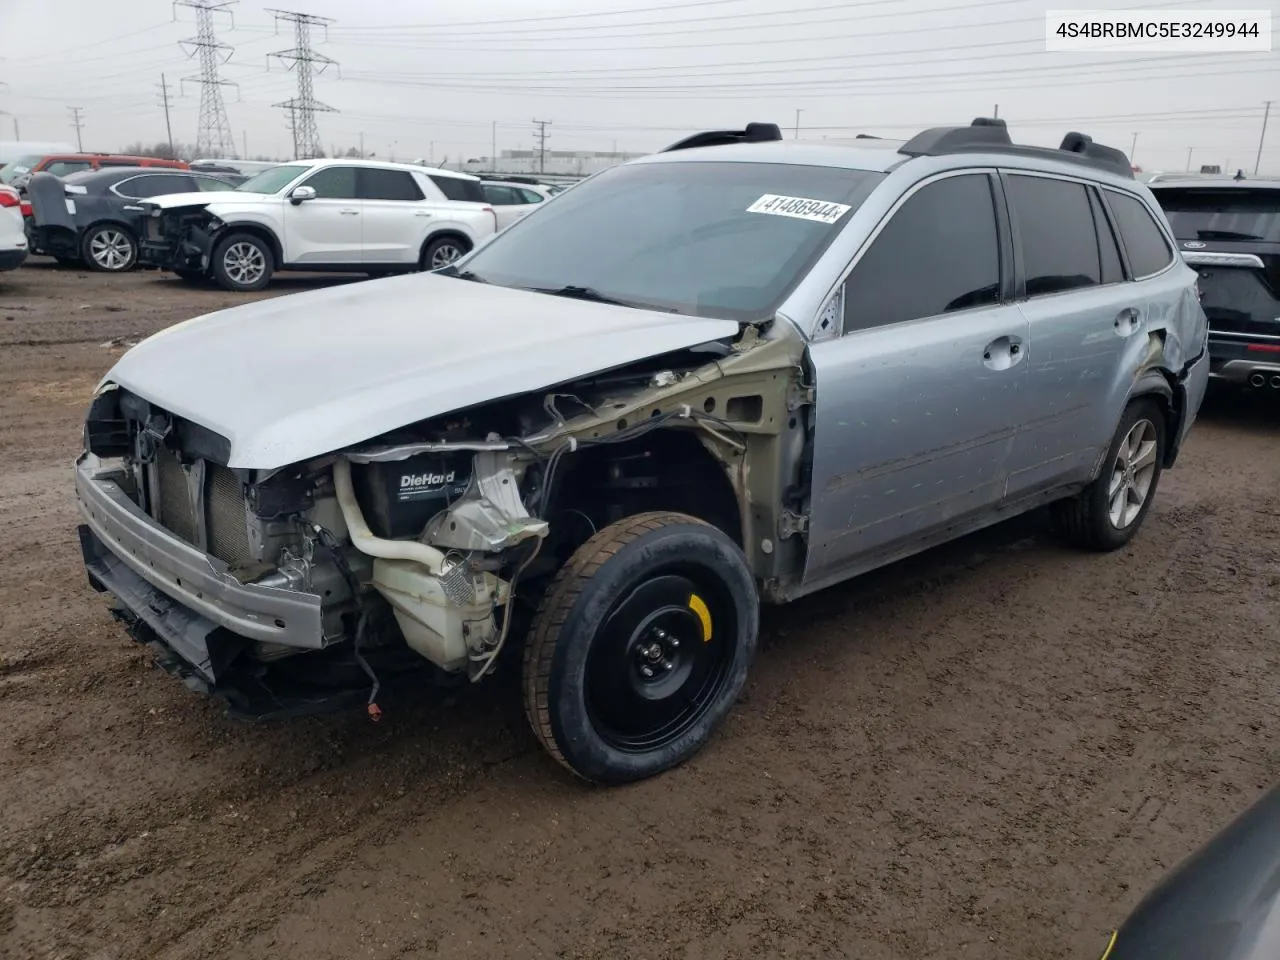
(158, 74, 175, 156)
(175, 0, 238, 158)
(532, 119, 551, 174)
(68, 106, 85, 151)
(267, 9, 338, 160)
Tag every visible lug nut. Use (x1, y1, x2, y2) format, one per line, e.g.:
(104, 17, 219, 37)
(668, 637, 680, 649)
(641, 665, 654, 678)
(662, 660, 673, 672)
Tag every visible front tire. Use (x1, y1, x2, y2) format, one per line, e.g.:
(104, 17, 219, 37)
(81, 224, 137, 272)
(210, 232, 273, 292)
(522, 511, 759, 785)
(1052, 398, 1167, 551)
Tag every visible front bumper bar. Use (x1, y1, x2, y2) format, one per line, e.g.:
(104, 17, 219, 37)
(75, 454, 325, 676)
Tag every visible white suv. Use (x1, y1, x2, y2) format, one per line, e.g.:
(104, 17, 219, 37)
(136, 159, 499, 291)
(0, 185, 29, 273)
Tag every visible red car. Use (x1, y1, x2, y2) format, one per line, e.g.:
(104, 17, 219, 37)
(0, 153, 188, 194)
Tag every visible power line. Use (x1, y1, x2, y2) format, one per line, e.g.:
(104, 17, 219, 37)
(267, 8, 338, 160)
(532, 119, 551, 174)
(67, 105, 85, 151)
(175, 0, 238, 159)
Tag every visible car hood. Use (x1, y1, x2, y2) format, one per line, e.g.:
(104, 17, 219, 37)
(146, 190, 275, 211)
(102, 272, 741, 470)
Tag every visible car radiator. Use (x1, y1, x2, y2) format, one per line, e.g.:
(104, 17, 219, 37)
(151, 448, 255, 568)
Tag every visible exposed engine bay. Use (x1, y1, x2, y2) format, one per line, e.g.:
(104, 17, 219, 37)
(76, 326, 806, 719)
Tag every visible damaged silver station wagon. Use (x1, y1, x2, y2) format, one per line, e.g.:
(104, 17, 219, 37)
(75, 119, 1210, 784)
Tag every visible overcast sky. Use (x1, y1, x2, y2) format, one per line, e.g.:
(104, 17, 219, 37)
(1, 0, 1276, 172)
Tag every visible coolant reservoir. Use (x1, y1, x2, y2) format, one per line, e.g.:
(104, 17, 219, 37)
(371, 558, 505, 672)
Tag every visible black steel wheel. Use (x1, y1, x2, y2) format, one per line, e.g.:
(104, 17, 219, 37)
(523, 511, 759, 784)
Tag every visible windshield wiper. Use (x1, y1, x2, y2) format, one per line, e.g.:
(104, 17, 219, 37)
(1195, 228, 1265, 241)
(530, 285, 675, 312)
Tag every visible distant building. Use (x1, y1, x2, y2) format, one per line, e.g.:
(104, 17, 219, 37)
(462, 148, 646, 177)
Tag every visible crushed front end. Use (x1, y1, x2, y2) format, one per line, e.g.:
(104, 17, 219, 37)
(136, 202, 220, 273)
(76, 384, 548, 719)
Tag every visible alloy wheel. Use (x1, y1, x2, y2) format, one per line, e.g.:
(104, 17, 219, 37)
(89, 229, 133, 270)
(1107, 418, 1159, 529)
(223, 241, 267, 287)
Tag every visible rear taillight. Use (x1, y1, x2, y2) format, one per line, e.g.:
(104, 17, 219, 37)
(1246, 343, 1280, 353)
(0, 188, 20, 209)
(20, 200, 31, 217)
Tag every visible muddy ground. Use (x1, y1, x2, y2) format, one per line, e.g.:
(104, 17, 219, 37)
(1, 259, 1277, 960)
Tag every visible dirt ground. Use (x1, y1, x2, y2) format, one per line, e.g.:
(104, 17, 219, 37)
(1, 259, 1278, 960)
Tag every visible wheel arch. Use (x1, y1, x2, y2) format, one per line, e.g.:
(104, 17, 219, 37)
(418, 230, 473, 268)
(1126, 366, 1183, 468)
(215, 222, 283, 269)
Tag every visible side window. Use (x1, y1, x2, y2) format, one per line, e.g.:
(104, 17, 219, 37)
(114, 175, 174, 198)
(194, 176, 237, 192)
(359, 168, 424, 202)
(518, 188, 545, 204)
(1006, 174, 1101, 296)
(44, 161, 92, 177)
(300, 166, 358, 200)
(1088, 189, 1125, 284)
(1105, 190, 1175, 278)
(430, 174, 485, 203)
(482, 184, 521, 205)
(842, 173, 1001, 333)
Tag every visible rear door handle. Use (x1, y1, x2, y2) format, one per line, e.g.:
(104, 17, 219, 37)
(415, 211, 432, 217)
(340, 209, 359, 216)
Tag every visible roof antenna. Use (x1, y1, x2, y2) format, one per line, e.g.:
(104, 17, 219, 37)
(1234, 168, 1246, 180)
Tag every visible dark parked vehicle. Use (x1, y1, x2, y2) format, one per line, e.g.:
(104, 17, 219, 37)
(25, 167, 241, 272)
(1098, 780, 1280, 959)
(1150, 178, 1280, 390)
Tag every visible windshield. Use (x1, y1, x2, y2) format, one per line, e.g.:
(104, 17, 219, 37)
(234, 164, 307, 194)
(1153, 188, 1280, 243)
(0, 156, 42, 185)
(456, 160, 885, 321)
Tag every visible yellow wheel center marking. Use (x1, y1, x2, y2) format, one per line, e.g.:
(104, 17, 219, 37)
(688, 593, 712, 642)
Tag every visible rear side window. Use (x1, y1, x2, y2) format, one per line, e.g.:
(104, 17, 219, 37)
(1006, 175, 1101, 296)
(360, 168, 424, 202)
(115, 174, 193, 198)
(1105, 190, 1175, 278)
(519, 188, 545, 204)
(1152, 187, 1280, 243)
(481, 184, 523, 205)
(430, 174, 484, 203)
(843, 173, 1001, 332)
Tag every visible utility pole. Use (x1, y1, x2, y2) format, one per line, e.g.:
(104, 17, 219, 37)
(158, 74, 175, 156)
(359, 130, 364, 159)
(267, 9, 338, 160)
(0, 111, 18, 139)
(1130, 131, 1138, 162)
(794, 108, 802, 139)
(1255, 100, 1272, 175)
(1186, 146, 1194, 171)
(68, 106, 85, 151)
(242, 129, 247, 158)
(532, 119, 551, 175)
(490, 120, 496, 168)
(175, 0, 239, 159)
(993, 104, 999, 118)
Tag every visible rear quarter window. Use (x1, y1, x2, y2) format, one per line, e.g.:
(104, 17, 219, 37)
(1105, 190, 1175, 278)
(430, 175, 485, 203)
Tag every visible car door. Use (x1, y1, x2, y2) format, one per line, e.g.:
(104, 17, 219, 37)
(357, 167, 428, 265)
(283, 165, 362, 264)
(1002, 172, 1145, 497)
(112, 174, 199, 237)
(481, 184, 528, 230)
(802, 170, 1028, 589)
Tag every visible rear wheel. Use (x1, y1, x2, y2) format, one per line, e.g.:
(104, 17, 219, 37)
(81, 224, 137, 272)
(522, 512, 759, 784)
(1052, 398, 1166, 551)
(211, 232, 273, 292)
(420, 236, 468, 271)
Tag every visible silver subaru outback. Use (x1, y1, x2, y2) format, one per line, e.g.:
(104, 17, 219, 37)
(74, 118, 1210, 784)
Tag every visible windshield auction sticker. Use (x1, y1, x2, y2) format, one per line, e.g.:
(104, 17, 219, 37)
(747, 194, 851, 224)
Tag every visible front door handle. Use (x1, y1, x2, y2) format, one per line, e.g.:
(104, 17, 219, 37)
(982, 334, 1025, 371)
(415, 211, 432, 217)
(339, 209, 359, 216)
(1114, 307, 1142, 337)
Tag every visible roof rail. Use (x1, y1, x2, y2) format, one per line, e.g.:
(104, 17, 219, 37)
(898, 117, 1134, 179)
(661, 122, 783, 153)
